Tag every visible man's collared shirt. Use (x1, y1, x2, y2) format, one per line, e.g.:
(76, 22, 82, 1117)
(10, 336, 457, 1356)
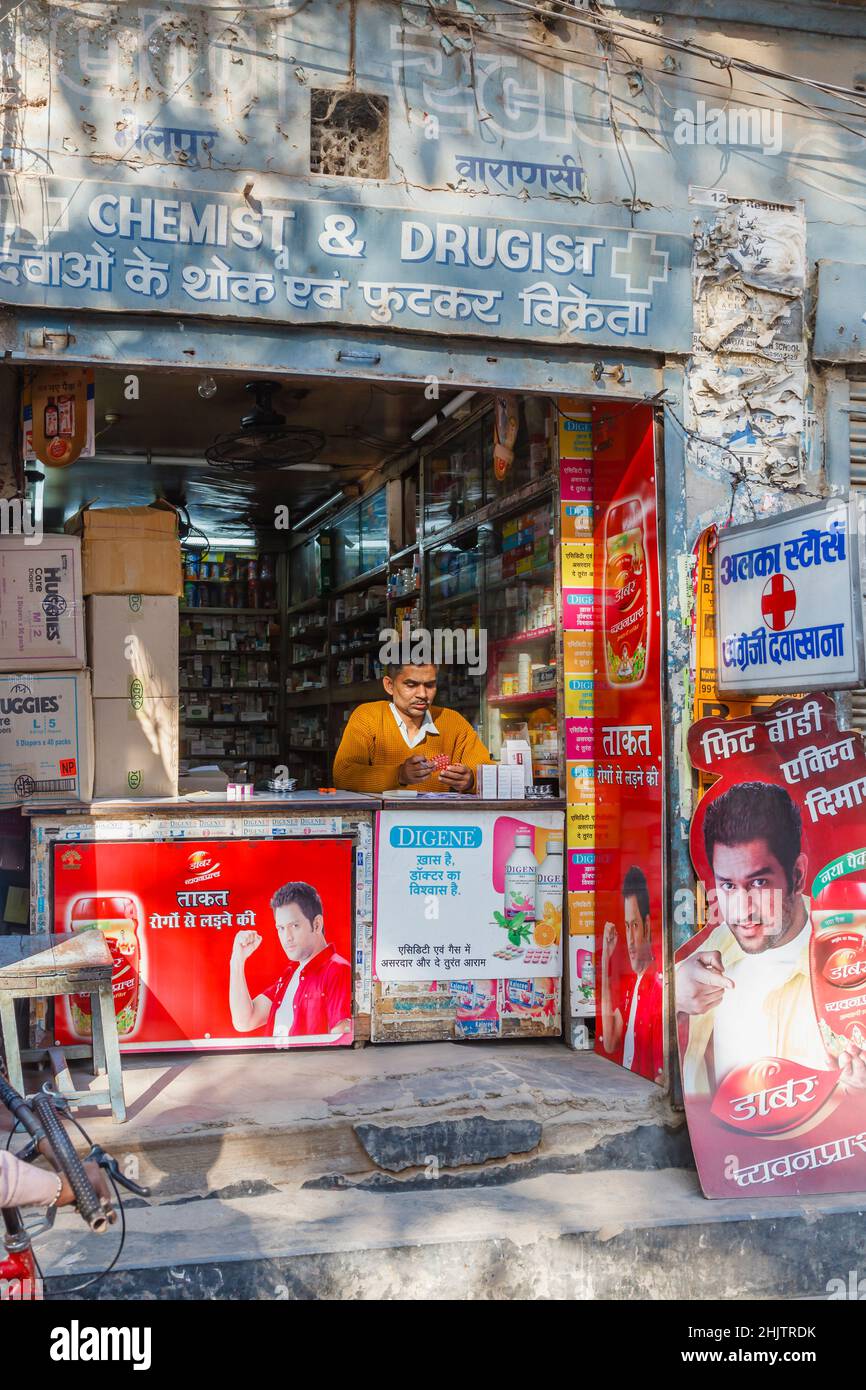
(388, 702, 440, 750)
(263, 941, 352, 1039)
(619, 962, 664, 1081)
(678, 899, 827, 1096)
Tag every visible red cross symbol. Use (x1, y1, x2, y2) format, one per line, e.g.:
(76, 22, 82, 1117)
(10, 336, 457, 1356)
(761, 573, 797, 631)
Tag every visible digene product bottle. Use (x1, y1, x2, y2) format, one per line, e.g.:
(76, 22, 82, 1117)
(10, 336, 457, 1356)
(68, 896, 141, 1037)
(504, 830, 538, 924)
(603, 497, 648, 686)
(534, 839, 564, 945)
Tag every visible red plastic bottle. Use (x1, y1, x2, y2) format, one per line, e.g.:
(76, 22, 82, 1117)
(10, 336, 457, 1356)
(68, 896, 141, 1038)
(603, 497, 648, 686)
(811, 873, 866, 1058)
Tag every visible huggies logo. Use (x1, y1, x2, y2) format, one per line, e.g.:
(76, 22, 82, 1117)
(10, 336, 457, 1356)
(50, 1320, 152, 1370)
(674, 100, 783, 156)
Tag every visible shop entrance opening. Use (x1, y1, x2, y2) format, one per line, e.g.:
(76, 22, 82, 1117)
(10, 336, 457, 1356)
(21, 361, 667, 1087)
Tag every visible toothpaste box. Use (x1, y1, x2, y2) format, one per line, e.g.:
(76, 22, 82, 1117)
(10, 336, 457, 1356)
(0, 538, 86, 671)
(0, 670, 94, 805)
(453, 979, 501, 1037)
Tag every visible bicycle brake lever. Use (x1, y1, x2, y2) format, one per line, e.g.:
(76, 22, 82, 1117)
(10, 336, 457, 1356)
(39, 1083, 70, 1109)
(89, 1145, 151, 1198)
(21, 1203, 57, 1240)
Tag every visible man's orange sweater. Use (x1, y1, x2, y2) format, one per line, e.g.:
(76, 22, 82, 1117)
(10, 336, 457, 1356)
(333, 701, 490, 793)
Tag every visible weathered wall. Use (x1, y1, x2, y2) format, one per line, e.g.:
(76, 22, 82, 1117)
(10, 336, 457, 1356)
(5, 0, 866, 941)
(5, 1, 866, 244)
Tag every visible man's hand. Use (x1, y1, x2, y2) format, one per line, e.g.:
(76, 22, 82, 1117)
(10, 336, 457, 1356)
(601, 921, 618, 968)
(438, 762, 473, 792)
(231, 930, 262, 963)
(838, 1041, 866, 1091)
(398, 754, 434, 786)
(675, 949, 734, 1016)
(57, 1160, 115, 1216)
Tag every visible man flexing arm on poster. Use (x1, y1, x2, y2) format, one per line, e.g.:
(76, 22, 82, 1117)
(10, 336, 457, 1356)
(229, 881, 352, 1039)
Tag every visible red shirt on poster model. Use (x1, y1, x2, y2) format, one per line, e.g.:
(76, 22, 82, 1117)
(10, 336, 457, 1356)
(262, 941, 352, 1037)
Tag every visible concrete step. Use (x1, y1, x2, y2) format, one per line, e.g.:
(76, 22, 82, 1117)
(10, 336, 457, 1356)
(17, 1042, 691, 1199)
(39, 1167, 865, 1301)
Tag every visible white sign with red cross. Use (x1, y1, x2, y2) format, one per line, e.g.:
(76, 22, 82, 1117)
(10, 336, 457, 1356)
(714, 499, 864, 696)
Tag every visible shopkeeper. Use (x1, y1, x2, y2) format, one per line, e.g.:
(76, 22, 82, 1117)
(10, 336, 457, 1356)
(333, 663, 490, 794)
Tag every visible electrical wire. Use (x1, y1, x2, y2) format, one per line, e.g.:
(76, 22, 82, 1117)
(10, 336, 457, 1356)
(482, 0, 866, 115)
(550, 388, 770, 523)
(410, 0, 866, 129)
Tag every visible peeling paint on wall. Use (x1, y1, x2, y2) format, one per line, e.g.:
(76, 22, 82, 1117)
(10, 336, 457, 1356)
(686, 199, 810, 517)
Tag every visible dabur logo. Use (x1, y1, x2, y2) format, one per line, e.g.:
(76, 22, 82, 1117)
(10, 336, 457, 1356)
(184, 850, 221, 885)
(60, 849, 82, 869)
(824, 944, 866, 988)
(50, 1319, 151, 1370)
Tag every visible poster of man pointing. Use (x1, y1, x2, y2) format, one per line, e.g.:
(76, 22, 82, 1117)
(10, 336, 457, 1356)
(678, 693, 866, 1197)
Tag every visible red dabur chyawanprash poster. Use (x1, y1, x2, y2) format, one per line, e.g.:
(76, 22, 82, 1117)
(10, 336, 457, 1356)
(681, 694, 866, 1196)
(591, 403, 666, 1085)
(53, 837, 355, 1051)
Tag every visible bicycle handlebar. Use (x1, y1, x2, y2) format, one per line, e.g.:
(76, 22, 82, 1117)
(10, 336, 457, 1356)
(0, 1075, 42, 1142)
(31, 1095, 108, 1233)
(0, 1074, 110, 1233)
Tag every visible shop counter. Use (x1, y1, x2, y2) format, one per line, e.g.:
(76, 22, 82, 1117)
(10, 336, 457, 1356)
(372, 795, 567, 1043)
(24, 791, 379, 1053)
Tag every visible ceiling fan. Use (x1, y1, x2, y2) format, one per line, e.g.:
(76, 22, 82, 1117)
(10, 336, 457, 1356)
(205, 380, 328, 471)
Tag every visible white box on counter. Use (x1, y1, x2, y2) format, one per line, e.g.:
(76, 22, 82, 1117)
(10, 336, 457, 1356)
(0, 670, 93, 805)
(501, 739, 533, 793)
(86, 595, 179, 698)
(498, 764, 526, 798)
(0, 538, 85, 671)
(477, 763, 498, 798)
(93, 694, 178, 798)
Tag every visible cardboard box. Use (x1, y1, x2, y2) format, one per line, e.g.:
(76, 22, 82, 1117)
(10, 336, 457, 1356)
(478, 763, 498, 799)
(502, 739, 533, 793)
(497, 765, 525, 798)
(532, 664, 557, 693)
(66, 501, 183, 596)
(0, 538, 86, 670)
(86, 595, 179, 698)
(0, 670, 94, 804)
(93, 694, 178, 798)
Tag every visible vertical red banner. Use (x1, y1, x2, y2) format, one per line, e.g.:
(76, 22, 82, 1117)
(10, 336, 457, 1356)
(592, 403, 665, 1084)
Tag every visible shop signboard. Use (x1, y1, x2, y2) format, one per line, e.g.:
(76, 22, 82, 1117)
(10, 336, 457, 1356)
(692, 524, 798, 806)
(53, 836, 355, 1051)
(0, 176, 691, 352)
(374, 808, 564, 982)
(681, 694, 866, 1198)
(715, 500, 864, 697)
(592, 402, 666, 1085)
